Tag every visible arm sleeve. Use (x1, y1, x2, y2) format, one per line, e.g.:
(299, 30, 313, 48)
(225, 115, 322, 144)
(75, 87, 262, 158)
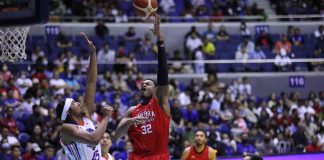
(157, 40, 168, 86)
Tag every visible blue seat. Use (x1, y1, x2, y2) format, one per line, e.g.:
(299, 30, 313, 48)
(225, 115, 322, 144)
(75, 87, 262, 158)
(19, 111, 31, 121)
(231, 63, 245, 72)
(16, 121, 26, 132)
(32, 35, 45, 44)
(18, 133, 30, 144)
(262, 63, 275, 72)
(216, 64, 230, 73)
(247, 63, 261, 71)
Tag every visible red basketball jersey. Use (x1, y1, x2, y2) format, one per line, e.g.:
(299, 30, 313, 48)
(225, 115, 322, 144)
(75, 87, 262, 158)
(187, 145, 210, 160)
(128, 96, 170, 156)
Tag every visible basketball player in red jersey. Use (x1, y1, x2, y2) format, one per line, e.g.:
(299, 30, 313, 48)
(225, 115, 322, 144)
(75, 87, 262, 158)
(113, 14, 171, 160)
(181, 131, 217, 160)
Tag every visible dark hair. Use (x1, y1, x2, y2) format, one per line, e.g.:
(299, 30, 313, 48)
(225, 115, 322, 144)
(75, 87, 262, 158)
(11, 145, 20, 151)
(195, 130, 207, 137)
(145, 79, 157, 87)
(56, 101, 65, 122)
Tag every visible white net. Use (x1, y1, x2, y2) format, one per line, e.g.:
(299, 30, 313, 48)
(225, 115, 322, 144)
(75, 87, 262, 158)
(0, 27, 30, 62)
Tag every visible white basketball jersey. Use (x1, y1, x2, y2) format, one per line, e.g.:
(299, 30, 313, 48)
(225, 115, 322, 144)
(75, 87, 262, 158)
(61, 118, 102, 160)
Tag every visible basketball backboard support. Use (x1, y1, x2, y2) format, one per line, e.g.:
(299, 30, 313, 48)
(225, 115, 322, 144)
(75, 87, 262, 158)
(0, 0, 48, 62)
(0, 0, 49, 26)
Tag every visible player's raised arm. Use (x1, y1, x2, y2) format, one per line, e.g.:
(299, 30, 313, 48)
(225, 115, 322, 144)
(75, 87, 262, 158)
(61, 106, 113, 146)
(150, 14, 170, 117)
(81, 32, 97, 117)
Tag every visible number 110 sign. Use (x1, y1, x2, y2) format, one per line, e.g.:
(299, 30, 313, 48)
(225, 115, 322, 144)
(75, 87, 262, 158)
(289, 76, 305, 87)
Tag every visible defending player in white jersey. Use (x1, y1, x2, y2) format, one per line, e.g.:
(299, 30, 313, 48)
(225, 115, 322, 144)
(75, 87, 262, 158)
(56, 32, 113, 160)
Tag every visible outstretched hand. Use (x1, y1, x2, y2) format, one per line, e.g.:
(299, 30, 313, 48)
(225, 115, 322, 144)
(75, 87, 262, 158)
(150, 14, 163, 41)
(130, 116, 149, 127)
(81, 32, 96, 52)
(102, 105, 114, 117)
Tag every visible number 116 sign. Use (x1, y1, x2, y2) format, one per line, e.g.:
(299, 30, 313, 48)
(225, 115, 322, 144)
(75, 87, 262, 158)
(289, 76, 305, 88)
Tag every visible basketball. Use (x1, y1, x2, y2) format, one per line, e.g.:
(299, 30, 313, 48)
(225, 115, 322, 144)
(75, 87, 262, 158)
(133, 0, 158, 18)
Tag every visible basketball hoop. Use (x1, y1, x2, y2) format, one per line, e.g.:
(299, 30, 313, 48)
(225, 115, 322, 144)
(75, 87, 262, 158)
(0, 26, 30, 62)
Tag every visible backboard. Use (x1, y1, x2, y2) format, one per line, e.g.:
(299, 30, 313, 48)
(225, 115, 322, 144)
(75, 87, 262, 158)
(0, 0, 49, 26)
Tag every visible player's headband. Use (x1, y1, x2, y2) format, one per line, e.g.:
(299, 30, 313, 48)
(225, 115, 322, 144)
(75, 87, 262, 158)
(61, 98, 73, 121)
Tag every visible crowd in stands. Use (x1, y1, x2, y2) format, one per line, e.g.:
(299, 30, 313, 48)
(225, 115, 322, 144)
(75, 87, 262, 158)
(183, 23, 324, 73)
(270, 0, 324, 17)
(0, 59, 323, 159)
(49, 0, 266, 22)
(0, 22, 323, 160)
(24, 23, 324, 76)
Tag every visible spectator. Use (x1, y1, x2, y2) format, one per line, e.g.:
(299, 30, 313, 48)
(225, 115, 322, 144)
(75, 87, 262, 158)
(183, 104, 200, 125)
(0, 126, 19, 146)
(240, 21, 251, 38)
(193, 46, 205, 74)
(217, 25, 229, 41)
(186, 32, 203, 59)
(30, 125, 46, 149)
(97, 43, 116, 64)
(0, 64, 13, 82)
(305, 136, 322, 152)
(171, 99, 184, 127)
(95, 19, 109, 39)
(10, 145, 22, 160)
(238, 38, 255, 53)
(290, 28, 304, 46)
(317, 124, 324, 151)
(256, 31, 273, 49)
(26, 105, 44, 134)
(124, 27, 137, 41)
(303, 114, 318, 141)
(202, 38, 216, 59)
(0, 79, 7, 98)
(159, 0, 175, 14)
(219, 102, 234, 122)
(49, 72, 66, 95)
(56, 32, 72, 49)
(255, 100, 273, 117)
(235, 46, 249, 61)
(37, 144, 56, 160)
(292, 124, 308, 152)
(222, 133, 237, 153)
(0, 106, 18, 136)
(16, 71, 33, 96)
(32, 46, 46, 63)
(0, 140, 11, 160)
(178, 88, 192, 106)
(237, 133, 256, 155)
(277, 129, 294, 154)
(169, 50, 184, 73)
(23, 143, 42, 160)
(115, 10, 128, 23)
(274, 48, 292, 71)
(274, 34, 292, 55)
(255, 133, 276, 155)
(249, 46, 266, 59)
(203, 22, 217, 42)
(314, 25, 324, 38)
(185, 26, 201, 39)
(287, 25, 295, 39)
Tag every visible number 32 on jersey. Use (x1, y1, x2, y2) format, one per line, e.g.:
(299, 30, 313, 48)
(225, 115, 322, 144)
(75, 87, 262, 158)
(141, 124, 152, 134)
